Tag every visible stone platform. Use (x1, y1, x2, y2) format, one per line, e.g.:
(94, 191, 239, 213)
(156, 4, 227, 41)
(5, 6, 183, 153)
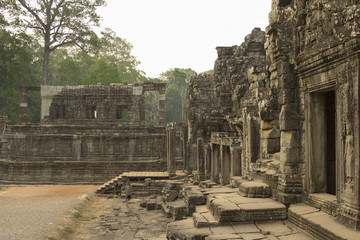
(289, 203, 360, 240)
(207, 192, 286, 222)
(167, 218, 312, 240)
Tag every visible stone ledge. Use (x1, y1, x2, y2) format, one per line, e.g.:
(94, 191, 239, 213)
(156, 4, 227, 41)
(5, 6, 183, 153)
(288, 203, 360, 240)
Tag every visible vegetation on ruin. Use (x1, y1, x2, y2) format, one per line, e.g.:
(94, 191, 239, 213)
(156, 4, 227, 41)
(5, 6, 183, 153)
(0, 1, 211, 124)
(161, 68, 197, 122)
(3, 0, 106, 85)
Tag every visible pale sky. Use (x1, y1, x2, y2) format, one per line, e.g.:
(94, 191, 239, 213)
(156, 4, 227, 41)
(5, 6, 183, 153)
(97, 0, 271, 78)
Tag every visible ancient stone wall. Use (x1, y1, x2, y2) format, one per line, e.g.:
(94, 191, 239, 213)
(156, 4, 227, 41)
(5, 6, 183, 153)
(41, 82, 166, 124)
(184, 0, 360, 230)
(186, 28, 267, 181)
(0, 83, 167, 184)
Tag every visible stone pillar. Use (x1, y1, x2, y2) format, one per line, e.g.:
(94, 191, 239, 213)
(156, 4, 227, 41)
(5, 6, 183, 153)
(267, 21, 303, 204)
(204, 143, 211, 180)
(196, 138, 205, 181)
(159, 88, 166, 124)
(211, 144, 220, 183)
(220, 145, 231, 185)
(230, 146, 242, 177)
(167, 123, 177, 176)
(19, 87, 28, 124)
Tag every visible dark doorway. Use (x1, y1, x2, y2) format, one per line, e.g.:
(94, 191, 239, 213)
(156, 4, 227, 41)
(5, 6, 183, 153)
(310, 90, 336, 195)
(325, 91, 336, 195)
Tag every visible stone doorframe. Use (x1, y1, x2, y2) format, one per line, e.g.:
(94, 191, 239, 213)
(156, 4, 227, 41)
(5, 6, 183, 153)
(210, 132, 242, 185)
(304, 83, 338, 199)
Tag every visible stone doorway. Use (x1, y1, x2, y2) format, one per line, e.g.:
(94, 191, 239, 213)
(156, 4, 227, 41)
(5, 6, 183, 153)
(308, 90, 336, 195)
(220, 146, 231, 185)
(211, 144, 220, 183)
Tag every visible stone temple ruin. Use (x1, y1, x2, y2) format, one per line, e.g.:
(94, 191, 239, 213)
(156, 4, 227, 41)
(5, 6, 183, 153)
(1, 0, 360, 239)
(0, 82, 167, 183)
(166, 0, 360, 237)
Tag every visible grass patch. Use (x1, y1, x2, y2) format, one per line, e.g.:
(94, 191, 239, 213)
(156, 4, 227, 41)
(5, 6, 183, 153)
(73, 211, 82, 219)
(46, 192, 100, 240)
(64, 227, 74, 234)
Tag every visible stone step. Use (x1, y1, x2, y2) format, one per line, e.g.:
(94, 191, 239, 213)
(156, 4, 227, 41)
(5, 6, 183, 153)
(269, 152, 280, 161)
(238, 181, 271, 198)
(306, 193, 337, 216)
(230, 176, 249, 188)
(199, 180, 217, 188)
(168, 200, 188, 220)
(207, 193, 286, 222)
(288, 203, 360, 240)
(193, 205, 219, 228)
(161, 202, 171, 218)
(254, 158, 280, 174)
(184, 190, 206, 216)
(96, 174, 123, 194)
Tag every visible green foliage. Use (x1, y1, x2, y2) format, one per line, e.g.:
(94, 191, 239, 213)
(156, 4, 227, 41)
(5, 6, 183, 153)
(48, 49, 93, 86)
(83, 58, 120, 85)
(73, 211, 82, 219)
(162, 68, 197, 123)
(64, 227, 74, 234)
(122, 108, 128, 120)
(4, 0, 106, 85)
(84, 28, 146, 84)
(145, 91, 159, 123)
(47, 29, 145, 86)
(0, 29, 40, 123)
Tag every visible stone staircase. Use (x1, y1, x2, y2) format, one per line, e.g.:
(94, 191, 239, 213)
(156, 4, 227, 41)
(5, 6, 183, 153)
(96, 174, 124, 194)
(251, 152, 280, 198)
(96, 171, 170, 195)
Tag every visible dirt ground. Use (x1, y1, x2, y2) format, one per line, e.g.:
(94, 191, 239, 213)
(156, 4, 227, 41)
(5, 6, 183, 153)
(48, 195, 171, 240)
(0, 185, 97, 240)
(0, 185, 170, 240)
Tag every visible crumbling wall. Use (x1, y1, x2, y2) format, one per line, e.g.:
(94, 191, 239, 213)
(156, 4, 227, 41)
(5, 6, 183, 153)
(0, 83, 168, 184)
(186, 28, 267, 180)
(185, 0, 360, 230)
(293, 0, 360, 229)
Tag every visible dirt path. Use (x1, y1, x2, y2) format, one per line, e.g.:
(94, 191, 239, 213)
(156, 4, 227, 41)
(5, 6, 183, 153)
(0, 185, 97, 240)
(54, 196, 171, 240)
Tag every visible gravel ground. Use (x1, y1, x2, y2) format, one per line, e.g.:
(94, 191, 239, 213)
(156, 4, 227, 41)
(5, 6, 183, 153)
(0, 185, 97, 240)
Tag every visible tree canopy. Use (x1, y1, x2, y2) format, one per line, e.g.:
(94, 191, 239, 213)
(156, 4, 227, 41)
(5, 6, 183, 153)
(0, 29, 40, 123)
(162, 68, 197, 123)
(3, 0, 106, 85)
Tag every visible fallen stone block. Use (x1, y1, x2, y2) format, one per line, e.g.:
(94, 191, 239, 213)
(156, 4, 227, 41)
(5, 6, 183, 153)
(167, 190, 179, 202)
(146, 200, 158, 210)
(185, 190, 206, 205)
(169, 200, 188, 220)
(239, 181, 271, 198)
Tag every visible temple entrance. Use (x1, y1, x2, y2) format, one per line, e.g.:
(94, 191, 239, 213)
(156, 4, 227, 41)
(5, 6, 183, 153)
(220, 146, 231, 185)
(309, 90, 336, 195)
(211, 144, 220, 183)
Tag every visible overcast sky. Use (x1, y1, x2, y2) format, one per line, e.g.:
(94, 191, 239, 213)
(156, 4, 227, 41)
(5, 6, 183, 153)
(97, 0, 271, 78)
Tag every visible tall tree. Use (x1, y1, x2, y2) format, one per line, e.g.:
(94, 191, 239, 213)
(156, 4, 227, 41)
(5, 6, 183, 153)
(5, 0, 106, 85)
(83, 28, 146, 85)
(162, 68, 197, 122)
(0, 29, 40, 123)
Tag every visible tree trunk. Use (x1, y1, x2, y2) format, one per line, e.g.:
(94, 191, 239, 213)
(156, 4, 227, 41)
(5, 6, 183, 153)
(42, 46, 50, 85)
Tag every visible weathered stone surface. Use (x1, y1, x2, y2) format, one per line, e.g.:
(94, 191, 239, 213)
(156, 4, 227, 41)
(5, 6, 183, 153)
(239, 181, 272, 198)
(185, 190, 206, 205)
(289, 203, 360, 240)
(168, 200, 188, 221)
(208, 193, 286, 222)
(167, 218, 212, 240)
(0, 83, 168, 184)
